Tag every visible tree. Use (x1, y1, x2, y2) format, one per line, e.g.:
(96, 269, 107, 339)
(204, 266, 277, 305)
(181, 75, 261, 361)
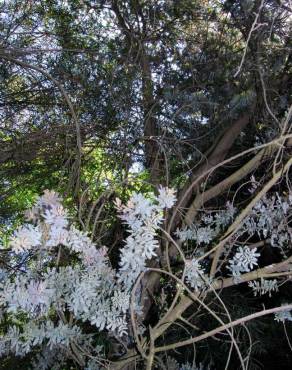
(0, 0, 291, 369)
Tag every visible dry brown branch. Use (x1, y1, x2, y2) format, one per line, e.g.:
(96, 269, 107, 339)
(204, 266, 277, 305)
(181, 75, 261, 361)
(210, 155, 292, 276)
(154, 303, 292, 353)
(184, 143, 276, 225)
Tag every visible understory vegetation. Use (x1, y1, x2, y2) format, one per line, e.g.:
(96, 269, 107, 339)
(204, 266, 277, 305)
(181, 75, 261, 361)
(0, 1, 291, 369)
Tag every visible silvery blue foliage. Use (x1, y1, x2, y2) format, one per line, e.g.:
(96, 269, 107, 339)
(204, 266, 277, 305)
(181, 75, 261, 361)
(1, 320, 82, 357)
(85, 359, 101, 370)
(116, 188, 176, 289)
(240, 188, 292, 250)
(180, 365, 194, 370)
(0, 187, 176, 366)
(45, 321, 82, 348)
(9, 224, 42, 253)
(157, 186, 176, 208)
(184, 259, 206, 290)
(31, 347, 65, 370)
(180, 361, 210, 370)
(228, 246, 260, 277)
(248, 278, 278, 297)
(274, 305, 292, 322)
(5, 325, 21, 355)
(0, 276, 55, 316)
(175, 226, 196, 242)
(165, 356, 180, 369)
(175, 225, 216, 245)
(0, 183, 290, 367)
(165, 357, 210, 370)
(175, 202, 236, 244)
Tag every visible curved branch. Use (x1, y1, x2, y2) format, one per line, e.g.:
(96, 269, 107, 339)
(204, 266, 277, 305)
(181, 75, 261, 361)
(154, 303, 292, 353)
(184, 144, 276, 225)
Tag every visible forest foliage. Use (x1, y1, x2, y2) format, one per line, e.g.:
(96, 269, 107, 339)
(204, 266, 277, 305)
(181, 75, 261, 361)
(0, 0, 291, 369)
